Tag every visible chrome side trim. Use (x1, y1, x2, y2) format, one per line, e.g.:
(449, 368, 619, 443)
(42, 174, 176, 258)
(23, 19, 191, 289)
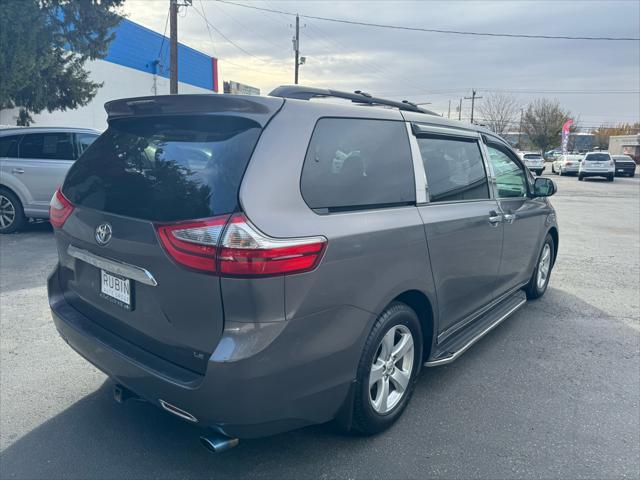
(425, 296, 526, 367)
(67, 245, 158, 287)
(159, 399, 198, 423)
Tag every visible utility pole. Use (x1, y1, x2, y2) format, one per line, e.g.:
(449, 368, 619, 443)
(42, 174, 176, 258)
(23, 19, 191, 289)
(458, 98, 462, 121)
(447, 100, 451, 119)
(518, 108, 524, 147)
(464, 89, 483, 123)
(169, 0, 191, 94)
(169, 0, 178, 94)
(294, 14, 300, 84)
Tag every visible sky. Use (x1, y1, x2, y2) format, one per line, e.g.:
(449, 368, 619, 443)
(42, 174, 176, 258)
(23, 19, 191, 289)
(120, 0, 640, 129)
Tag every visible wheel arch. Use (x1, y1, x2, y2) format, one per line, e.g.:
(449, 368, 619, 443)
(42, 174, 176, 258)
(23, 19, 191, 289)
(393, 290, 435, 362)
(547, 226, 559, 267)
(0, 184, 25, 208)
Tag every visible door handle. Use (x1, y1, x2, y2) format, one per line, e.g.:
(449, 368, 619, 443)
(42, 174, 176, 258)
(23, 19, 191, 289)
(488, 212, 503, 226)
(503, 213, 516, 224)
(11, 168, 24, 174)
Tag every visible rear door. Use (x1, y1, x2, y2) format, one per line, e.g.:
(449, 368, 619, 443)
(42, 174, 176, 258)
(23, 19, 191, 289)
(18, 132, 76, 211)
(57, 105, 279, 374)
(412, 124, 503, 336)
(483, 137, 547, 294)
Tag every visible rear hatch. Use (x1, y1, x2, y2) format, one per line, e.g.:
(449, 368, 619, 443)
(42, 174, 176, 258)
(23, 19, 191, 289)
(55, 94, 283, 374)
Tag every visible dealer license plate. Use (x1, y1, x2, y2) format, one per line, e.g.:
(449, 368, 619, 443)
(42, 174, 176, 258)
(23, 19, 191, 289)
(100, 269, 132, 309)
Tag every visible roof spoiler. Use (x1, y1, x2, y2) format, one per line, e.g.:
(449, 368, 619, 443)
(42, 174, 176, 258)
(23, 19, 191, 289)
(104, 94, 284, 127)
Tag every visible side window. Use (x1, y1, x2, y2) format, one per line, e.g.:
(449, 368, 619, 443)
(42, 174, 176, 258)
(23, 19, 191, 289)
(301, 118, 415, 211)
(417, 136, 489, 203)
(485, 144, 528, 198)
(75, 133, 99, 157)
(19, 133, 75, 160)
(0, 135, 21, 158)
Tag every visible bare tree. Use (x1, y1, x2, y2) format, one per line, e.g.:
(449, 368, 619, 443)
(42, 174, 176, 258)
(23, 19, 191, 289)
(592, 122, 640, 150)
(521, 99, 572, 154)
(476, 92, 519, 135)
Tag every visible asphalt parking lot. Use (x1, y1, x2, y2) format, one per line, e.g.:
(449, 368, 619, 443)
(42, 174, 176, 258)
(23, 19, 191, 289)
(1, 171, 638, 479)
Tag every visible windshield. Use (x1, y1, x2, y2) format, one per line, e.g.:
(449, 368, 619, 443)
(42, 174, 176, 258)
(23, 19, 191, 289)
(584, 153, 610, 162)
(63, 115, 261, 222)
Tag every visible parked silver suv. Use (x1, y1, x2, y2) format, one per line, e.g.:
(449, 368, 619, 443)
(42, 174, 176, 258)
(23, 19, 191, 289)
(0, 127, 100, 233)
(48, 87, 558, 451)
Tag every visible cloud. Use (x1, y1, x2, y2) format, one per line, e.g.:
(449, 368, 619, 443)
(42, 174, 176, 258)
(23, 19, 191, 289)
(121, 0, 640, 125)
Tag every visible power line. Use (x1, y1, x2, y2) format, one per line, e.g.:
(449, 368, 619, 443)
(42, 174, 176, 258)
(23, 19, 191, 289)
(381, 89, 640, 98)
(156, 7, 170, 67)
(212, 1, 291, 51)
(190, 5, 288, 78)
(190, 6, 288, 66)
(217, 0, 640, 41)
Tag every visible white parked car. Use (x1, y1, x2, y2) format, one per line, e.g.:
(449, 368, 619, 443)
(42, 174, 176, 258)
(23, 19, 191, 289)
(518, 151, 545, 176)
(0, 127, 100, 233)
(578, 151, 615, 182)
(551, 154, 583, 176)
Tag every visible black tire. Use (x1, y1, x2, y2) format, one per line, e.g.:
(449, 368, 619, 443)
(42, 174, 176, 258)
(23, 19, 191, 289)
(0, 188, 26, 234)
(524, 233, 555, 300)
(578, 175, 584, 181)
(551, 165, 555, 174)
(351, 302, 423, 435)
(607, 174, 614, 182)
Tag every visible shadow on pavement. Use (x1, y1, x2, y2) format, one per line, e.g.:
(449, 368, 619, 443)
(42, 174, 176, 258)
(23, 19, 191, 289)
(1, 288, 638, 479)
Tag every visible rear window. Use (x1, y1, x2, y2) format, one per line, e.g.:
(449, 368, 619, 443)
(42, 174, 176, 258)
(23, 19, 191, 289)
(300, 118, 415, 212)
(523, 154, 542, 159)
(63, 115, 261, 222)
(584, 153, 610, 162)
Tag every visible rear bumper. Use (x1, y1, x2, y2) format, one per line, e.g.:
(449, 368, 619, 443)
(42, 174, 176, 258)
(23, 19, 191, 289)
(579, 170, 614, 178)
(49, 266, 371, 438)
(615, 165, 636, 175)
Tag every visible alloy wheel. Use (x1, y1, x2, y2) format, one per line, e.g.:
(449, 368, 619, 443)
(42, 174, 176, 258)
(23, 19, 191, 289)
(537, 243, 551, 290)
(369, 325, 414, 414)
(0, 195, 16, 229)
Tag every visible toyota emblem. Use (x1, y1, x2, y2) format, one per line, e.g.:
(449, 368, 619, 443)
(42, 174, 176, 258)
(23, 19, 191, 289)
(95, 223, 112, 246)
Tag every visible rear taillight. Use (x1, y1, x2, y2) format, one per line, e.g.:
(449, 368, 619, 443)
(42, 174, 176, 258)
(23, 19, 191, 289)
(156, 216, 229, 273)
(49, 188, 74, 228)
(218, 214, 327, 276)
(156, 213, 327, 277)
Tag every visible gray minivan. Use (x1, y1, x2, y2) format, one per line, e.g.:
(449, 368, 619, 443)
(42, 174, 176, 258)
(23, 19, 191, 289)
(0, 127, 100, 233)
(48, 87, 558, 452)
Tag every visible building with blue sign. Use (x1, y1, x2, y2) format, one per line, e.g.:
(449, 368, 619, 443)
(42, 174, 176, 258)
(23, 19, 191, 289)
(0, 18, 219, 130)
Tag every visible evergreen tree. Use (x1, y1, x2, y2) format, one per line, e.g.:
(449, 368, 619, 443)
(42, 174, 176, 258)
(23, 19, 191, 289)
(0, 0, 124, 125)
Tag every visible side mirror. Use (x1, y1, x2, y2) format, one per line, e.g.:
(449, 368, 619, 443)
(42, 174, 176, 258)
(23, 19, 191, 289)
(533, 177, 556, 197)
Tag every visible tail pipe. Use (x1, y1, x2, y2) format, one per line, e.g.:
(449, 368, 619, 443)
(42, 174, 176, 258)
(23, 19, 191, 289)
(200, 433, 239, 453)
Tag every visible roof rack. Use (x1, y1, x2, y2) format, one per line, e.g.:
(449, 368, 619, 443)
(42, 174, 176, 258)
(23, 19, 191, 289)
(269, 85, 438, 115)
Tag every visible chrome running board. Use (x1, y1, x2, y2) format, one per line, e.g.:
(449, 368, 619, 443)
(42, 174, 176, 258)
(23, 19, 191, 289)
(425, 290, 527, 367)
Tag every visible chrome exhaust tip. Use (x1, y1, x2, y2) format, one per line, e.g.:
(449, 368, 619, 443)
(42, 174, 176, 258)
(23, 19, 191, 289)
(200, 434, 239, 453)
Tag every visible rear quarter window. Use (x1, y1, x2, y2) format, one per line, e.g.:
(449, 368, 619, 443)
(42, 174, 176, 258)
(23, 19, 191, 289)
(62, 115, 261, 222)
(300, 118, 415, 212)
